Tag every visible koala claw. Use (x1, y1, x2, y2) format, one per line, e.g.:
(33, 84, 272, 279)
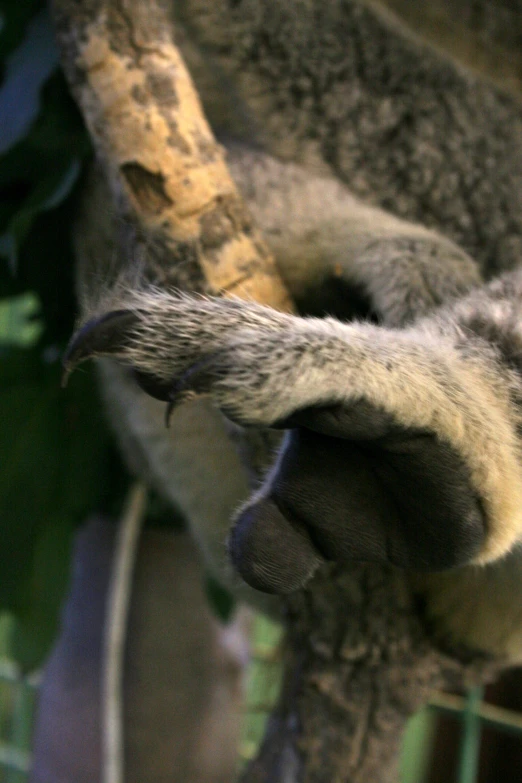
(62, 310, 140, 386)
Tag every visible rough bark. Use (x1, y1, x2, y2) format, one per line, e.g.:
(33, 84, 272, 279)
(52, 0, 292, 310)
(51, 1, 500, 782)
(240, 565, 496, 783)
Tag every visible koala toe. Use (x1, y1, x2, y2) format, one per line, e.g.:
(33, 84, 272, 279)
(229, 498, 324, 594)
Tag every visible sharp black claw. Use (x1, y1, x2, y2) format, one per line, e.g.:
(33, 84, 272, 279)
(61, 310, 140, 386)
(133, 370, 174, 401)
(165, 397, 176, 428)
(164, 389, 198, 427)
(163, 355, 219, 427)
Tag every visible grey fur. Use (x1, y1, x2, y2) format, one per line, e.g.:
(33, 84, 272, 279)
(73, 0, 522, 660)
(175, 0, 522, 273)
(227, 147, 481, 326)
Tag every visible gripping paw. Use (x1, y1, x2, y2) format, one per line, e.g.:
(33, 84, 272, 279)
(229, 410, 486, 593)
(64, 290, 522, 592)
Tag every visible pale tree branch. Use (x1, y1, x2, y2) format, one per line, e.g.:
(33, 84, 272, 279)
(102, 483, 147, 783)
(52, 0, 292, 310)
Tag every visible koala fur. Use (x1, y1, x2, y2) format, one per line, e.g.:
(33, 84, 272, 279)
(72, 0, 522, 661)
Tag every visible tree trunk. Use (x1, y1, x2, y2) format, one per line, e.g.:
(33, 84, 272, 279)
(51, 1, 500, 781)
(240, 565, 494, 783)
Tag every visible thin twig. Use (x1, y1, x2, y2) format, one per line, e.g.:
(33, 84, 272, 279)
(102, 483, 147, 783)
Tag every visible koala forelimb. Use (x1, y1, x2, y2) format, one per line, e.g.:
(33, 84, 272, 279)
(67, 267, 522, 565)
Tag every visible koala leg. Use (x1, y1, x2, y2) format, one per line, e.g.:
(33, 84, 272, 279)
(227, 145, 482, 326)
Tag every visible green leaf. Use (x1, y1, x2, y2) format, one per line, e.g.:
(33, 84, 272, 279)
(0, 292, 42, 346)
(0, 4, 90, 313)
(240, 615, 283, 766)
(0, 3, 122, 672)
(0, 231, 15, 273)
(204, 574, 236, 624)
(0, 348, 115, 668)
(0, 8, 58, 154)
(8, 519, 74, 672)
(0, 1, 43, 61)
(0, 189, 80, 342)
(25, 71, 91, 156)
(0, 156, 81, 267)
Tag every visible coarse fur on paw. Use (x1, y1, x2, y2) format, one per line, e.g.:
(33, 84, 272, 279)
(64, 290, 522, 594)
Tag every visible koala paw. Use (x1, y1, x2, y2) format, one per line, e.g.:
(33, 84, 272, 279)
(64, 290, 522, 592)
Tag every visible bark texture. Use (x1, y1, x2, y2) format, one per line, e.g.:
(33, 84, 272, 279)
(51, 1, 502, 781)
(52, 0, 292, 309)
(240, 565, 495, 783)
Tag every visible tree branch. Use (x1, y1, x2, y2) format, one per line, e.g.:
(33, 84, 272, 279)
(240, 565, 496, 783)
(52, 0, 292, 309)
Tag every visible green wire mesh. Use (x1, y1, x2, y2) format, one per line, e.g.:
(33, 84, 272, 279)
(0, 664, 37, 783)
(0, 658, 38, 783)
(456, 687, 484, 783)
(0, 616, 38, 783)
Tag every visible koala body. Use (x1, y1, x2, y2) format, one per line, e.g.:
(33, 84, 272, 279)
(73, 0, 522, 662)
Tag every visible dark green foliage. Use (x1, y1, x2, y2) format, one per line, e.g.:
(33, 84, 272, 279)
(0, 1, 128, 669)
(0, 351, 118, 669)
(204, 574, 236, 624)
